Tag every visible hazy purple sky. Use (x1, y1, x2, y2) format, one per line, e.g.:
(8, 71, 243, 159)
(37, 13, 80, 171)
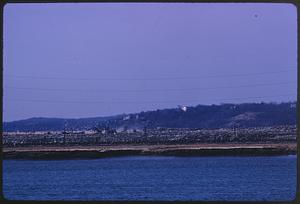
(3, 3, 297, 122)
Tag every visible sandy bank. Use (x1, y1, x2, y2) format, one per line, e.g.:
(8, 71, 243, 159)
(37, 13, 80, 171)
(3, 143, 296, 159)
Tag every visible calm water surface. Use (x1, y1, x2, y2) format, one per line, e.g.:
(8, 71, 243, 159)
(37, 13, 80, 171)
(3, 156, 297, 201)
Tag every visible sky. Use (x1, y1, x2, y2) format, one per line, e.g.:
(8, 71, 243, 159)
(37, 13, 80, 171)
(3, 3, 297, 122)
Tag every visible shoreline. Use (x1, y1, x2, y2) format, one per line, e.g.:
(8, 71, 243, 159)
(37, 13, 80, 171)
(3, 143, 297, 160)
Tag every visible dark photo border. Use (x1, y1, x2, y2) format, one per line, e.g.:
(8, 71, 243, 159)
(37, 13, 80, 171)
(0, 0, 298, 203)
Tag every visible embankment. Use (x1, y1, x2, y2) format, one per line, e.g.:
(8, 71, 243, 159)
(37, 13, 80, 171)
(3, 144, 296, 160)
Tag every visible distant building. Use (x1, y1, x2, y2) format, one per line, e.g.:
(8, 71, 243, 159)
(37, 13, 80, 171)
(178, 105, 187, 112)
(123, 115, 130, 120)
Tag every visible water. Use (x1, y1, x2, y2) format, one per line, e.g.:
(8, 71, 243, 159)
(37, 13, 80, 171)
(3, 156, 297, 201)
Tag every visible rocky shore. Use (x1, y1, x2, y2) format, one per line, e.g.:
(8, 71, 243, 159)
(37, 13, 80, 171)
(3, 143, 296, 160)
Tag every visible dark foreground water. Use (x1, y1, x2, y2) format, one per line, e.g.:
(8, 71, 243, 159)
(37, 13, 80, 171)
(3, 156, 297, 201)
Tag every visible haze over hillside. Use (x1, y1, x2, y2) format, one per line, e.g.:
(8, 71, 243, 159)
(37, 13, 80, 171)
(3, 102, 297, 132)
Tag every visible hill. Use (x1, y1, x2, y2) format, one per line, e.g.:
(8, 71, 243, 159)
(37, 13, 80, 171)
(3, 102, 297, 132)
